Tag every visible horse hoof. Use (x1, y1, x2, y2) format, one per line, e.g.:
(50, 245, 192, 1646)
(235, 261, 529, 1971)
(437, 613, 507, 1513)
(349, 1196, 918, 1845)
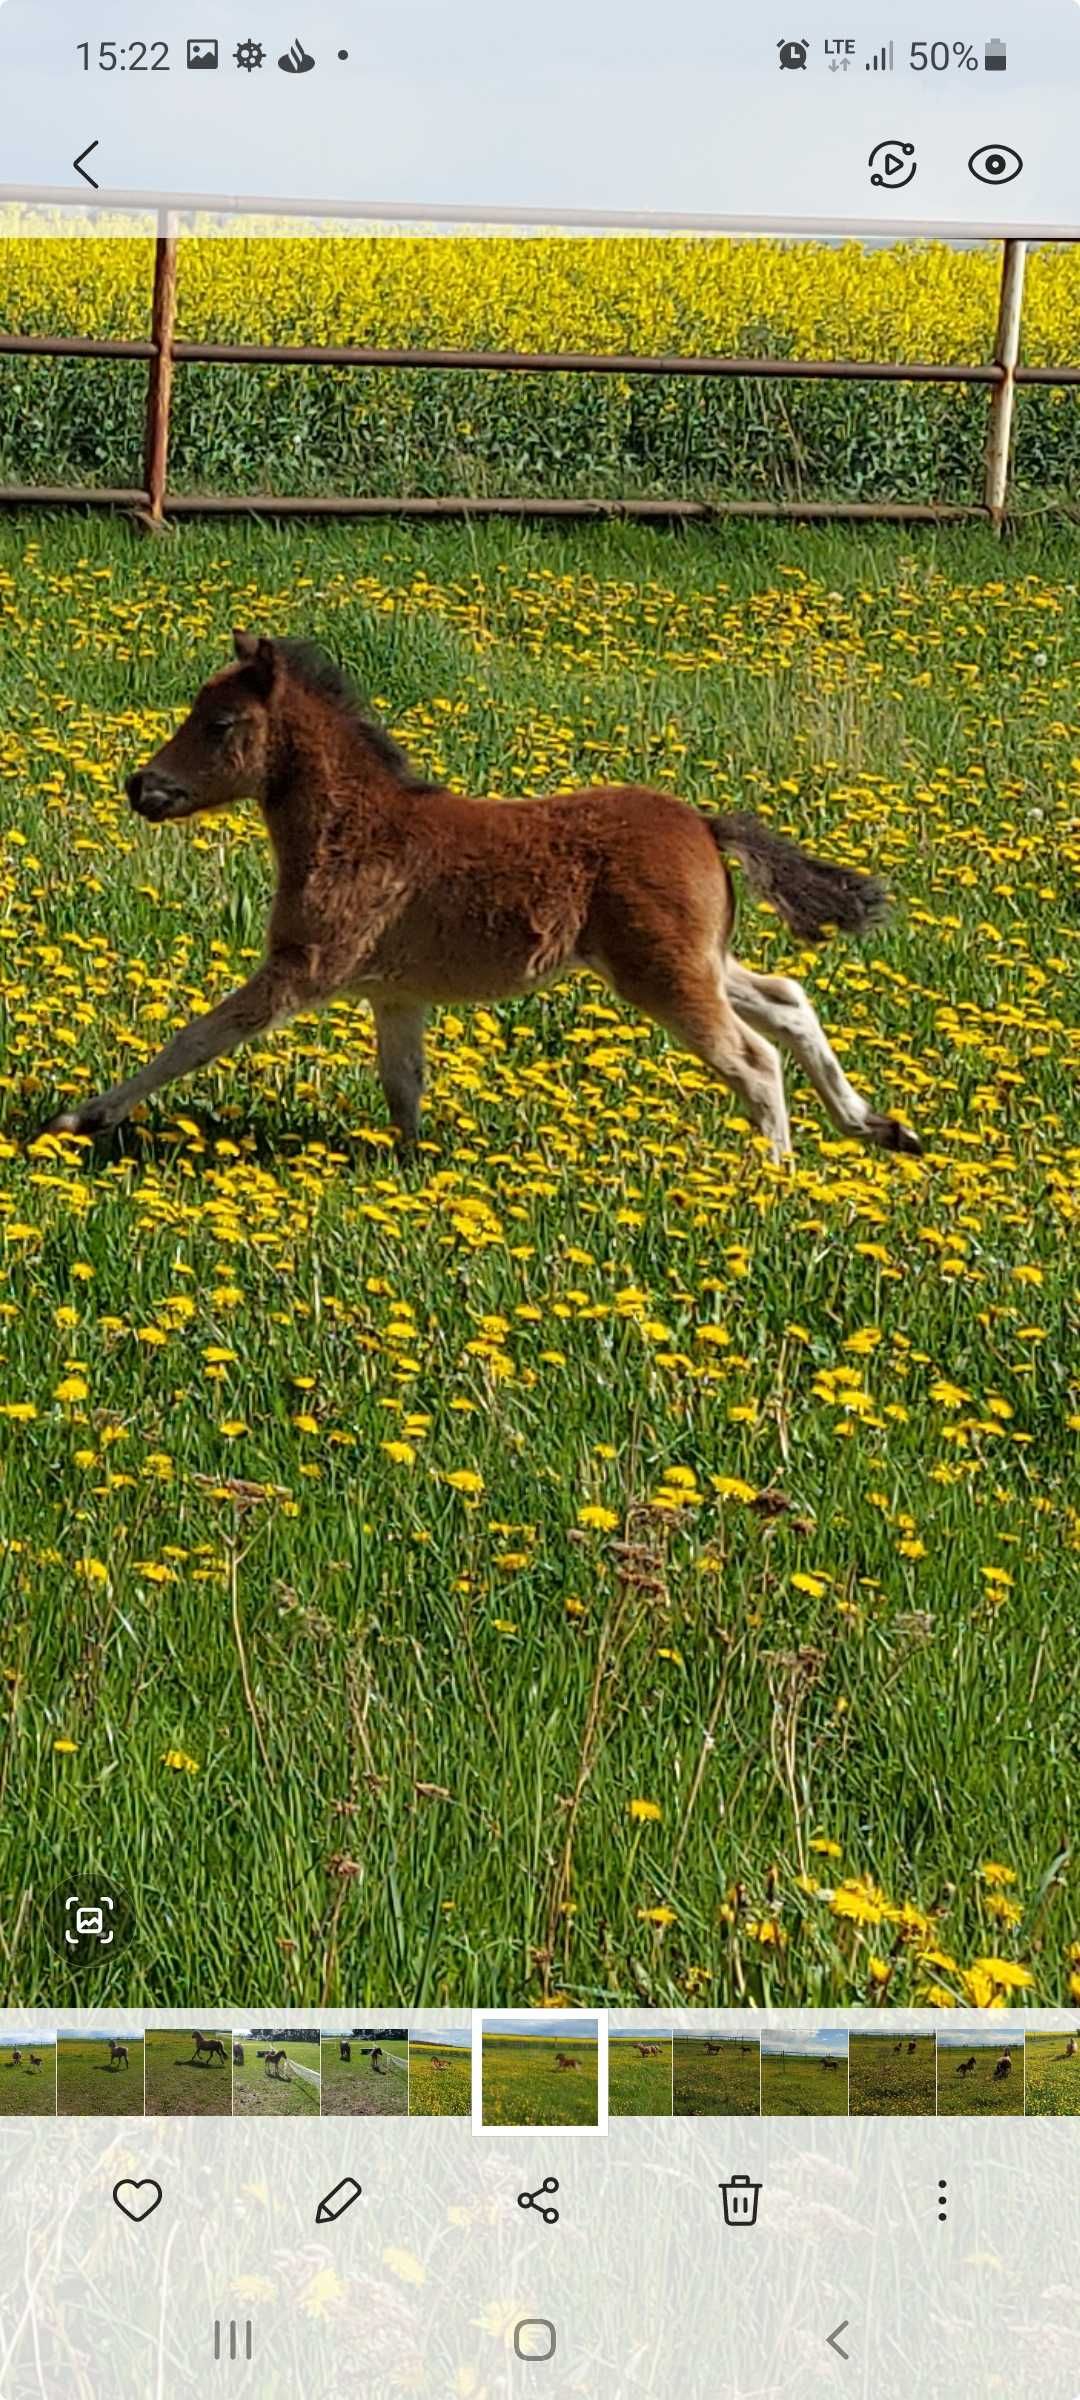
(42, 1106, 116, 1140)
(866, 1113, 923, 1158)
(41, 1111, 88, 1137)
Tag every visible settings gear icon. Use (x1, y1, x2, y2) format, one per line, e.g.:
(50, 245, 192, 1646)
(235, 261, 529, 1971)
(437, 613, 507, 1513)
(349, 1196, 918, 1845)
(234, 37, 266, 70)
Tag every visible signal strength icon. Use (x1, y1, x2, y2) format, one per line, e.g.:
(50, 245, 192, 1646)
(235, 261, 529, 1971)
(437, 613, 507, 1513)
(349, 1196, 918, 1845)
(866, 40, 895, 71)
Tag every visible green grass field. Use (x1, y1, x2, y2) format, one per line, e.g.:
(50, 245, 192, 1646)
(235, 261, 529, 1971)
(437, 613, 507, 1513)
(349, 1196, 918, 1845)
(1023, 2033, 1080, 2117)
(672, 2036, 760, 2117)
(0, 514, 1077, 2010)
(56, 2036, 144, 2115)
(407, 2038, 470, 2116)
(232, 2038, 320, 2116)
(609, 2036, 673, 2117)
(937, 2044, 1024, 2117)
(482, 2032, 599, 2127)
(320, 2036, 409, 2115)
(143, 2028, 233, 2115)
(761, 2049, 848, 2117)
(849, 2035, 937, 2116)
(0, 2044, 56, 2115)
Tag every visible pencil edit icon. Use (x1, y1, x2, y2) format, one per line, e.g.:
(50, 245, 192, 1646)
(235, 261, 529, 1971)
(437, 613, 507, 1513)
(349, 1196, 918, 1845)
(316, 2176, 363, 2224)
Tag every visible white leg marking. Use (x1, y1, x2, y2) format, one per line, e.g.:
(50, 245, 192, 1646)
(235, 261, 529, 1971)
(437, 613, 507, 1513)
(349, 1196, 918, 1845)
(726, 961, 872, 1136)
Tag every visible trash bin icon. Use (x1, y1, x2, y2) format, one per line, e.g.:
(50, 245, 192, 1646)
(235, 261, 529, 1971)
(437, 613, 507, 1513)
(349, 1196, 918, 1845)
(719, 2172, 762, 2227)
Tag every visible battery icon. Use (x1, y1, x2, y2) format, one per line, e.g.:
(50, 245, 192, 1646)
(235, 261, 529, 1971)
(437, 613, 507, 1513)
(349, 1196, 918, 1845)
(985, 39, 1007, 70)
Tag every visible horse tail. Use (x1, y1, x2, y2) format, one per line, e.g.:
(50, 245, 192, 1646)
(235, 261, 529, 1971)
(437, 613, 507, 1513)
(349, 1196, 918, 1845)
(708, 811, 889, 946)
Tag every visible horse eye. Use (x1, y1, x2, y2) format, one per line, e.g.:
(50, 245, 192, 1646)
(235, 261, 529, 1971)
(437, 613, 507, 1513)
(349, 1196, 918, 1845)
(207, 717, 235, 741)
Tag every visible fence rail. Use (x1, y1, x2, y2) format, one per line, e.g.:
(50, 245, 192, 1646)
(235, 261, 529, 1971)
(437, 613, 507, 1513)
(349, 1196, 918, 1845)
(0, 228, 1069, 532)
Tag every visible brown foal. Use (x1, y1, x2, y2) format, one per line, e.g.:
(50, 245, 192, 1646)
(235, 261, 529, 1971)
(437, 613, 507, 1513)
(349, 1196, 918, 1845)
(45, 634, 921, 1162)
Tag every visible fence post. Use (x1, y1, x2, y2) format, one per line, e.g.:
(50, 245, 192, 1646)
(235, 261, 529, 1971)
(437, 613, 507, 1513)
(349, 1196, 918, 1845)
(984, 238, 1027, 534)
(141, 210, 179, 528)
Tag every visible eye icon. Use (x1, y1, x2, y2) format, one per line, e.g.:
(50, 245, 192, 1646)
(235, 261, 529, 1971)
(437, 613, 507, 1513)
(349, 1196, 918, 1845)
(968, 144, 1023, 186)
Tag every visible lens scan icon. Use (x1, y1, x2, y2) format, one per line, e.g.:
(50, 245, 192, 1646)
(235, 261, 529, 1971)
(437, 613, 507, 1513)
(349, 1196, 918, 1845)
(46, 1878, 134, 1966)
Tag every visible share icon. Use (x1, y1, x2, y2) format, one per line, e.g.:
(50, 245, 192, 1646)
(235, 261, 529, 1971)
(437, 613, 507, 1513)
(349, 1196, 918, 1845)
(517, 2176, 560, 2225)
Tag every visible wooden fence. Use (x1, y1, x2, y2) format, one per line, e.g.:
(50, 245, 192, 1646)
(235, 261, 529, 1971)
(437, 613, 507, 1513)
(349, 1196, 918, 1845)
(0, 227, 1075, 532)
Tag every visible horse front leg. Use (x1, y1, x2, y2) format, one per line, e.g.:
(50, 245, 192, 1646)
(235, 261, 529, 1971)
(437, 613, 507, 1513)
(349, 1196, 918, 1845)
(43, 957, 316, 1137)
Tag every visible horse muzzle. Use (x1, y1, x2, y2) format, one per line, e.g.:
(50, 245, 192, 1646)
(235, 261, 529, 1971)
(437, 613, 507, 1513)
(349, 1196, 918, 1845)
(126, 771, 190, 822)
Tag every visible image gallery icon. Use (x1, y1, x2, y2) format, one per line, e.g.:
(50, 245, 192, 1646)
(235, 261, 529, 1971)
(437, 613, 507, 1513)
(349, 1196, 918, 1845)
(186, 37, 219, 69)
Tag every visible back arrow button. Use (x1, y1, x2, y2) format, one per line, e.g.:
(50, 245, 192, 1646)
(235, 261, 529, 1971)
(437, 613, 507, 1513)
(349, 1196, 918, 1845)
(826, 2321, 851, 2360)
(74, 141, 100, 189)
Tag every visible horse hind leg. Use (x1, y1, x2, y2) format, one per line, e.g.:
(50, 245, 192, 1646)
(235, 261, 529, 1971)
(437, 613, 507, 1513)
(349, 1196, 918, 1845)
(725, 962, 922, 1157)
(599, 955, 791, 1160)
(372, 1000, 428, 1146)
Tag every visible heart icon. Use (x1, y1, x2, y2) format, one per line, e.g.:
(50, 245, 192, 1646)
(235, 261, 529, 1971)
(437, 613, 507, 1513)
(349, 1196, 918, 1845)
(112, 2178, 163, 2223)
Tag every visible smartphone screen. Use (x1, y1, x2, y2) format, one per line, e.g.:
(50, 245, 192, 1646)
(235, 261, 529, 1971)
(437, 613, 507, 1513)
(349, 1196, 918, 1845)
(0, 5, 1078, 2393)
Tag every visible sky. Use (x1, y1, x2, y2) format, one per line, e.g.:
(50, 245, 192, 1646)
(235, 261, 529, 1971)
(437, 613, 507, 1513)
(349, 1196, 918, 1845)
(485, 2017, 598, 2042)
(762, 2027, 848, 2059)
(939, 2028, 1024, 2050)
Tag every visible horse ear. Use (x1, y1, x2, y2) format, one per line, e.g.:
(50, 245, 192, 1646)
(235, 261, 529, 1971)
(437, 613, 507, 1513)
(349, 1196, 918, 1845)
(233, 631, 277, 698)
(249, 639, 277, 698)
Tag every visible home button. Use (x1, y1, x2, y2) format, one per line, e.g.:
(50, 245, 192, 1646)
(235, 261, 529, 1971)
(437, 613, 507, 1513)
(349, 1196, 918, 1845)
(514, 2319, 557, 2362)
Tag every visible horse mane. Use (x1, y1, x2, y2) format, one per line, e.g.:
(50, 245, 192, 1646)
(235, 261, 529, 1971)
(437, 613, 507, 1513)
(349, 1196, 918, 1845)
(274, 638, 438, 791)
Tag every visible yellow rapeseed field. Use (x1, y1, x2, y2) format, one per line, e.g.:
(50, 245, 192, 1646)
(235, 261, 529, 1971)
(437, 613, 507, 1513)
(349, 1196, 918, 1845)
(0, 229, 1075, 360)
